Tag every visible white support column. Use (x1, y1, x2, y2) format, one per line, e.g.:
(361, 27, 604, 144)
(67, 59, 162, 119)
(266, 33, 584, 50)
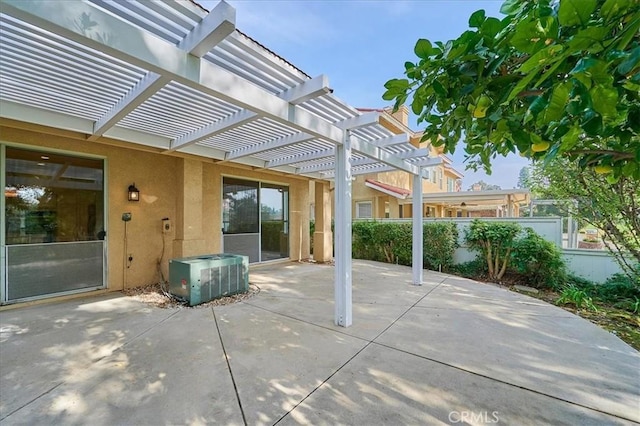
(334, 131, 352, 327)
(412, 170, 424, 285)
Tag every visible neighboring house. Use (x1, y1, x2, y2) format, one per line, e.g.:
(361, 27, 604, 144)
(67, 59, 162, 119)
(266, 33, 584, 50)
(0, 1, 431, 306)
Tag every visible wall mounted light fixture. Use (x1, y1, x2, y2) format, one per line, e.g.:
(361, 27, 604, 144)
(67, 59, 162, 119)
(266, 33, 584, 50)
(128, 183, 140, 201)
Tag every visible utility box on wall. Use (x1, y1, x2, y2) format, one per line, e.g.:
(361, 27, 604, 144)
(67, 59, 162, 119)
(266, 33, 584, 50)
(169, 253, 249, 306)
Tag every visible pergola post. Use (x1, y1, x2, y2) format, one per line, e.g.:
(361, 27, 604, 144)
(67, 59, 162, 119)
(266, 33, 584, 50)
(412, 170, 424, 285)
(334, 131, 352, 327)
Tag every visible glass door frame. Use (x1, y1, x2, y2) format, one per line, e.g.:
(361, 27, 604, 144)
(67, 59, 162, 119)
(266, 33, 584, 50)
(221, 176, 289, 263)
(1, 142, 108, 304)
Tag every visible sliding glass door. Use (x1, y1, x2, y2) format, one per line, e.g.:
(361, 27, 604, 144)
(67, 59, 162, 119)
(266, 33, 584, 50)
(222, 177, 288, 263)
(260, 183, 289, 261)
(2, 146, 106, 303)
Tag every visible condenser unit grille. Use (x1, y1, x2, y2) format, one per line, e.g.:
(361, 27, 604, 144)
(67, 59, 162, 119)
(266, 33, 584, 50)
(169, 253, 249, 306)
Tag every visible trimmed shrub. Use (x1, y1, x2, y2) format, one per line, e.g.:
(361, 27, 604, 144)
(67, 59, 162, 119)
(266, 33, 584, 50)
(511, 227, 567, 289)
(594, 273, 640, 304)
(423, 222, 459, 271)
(352, 221, 458, 271)
(450, 258, 487, 278)
(465, 220, 521, 281)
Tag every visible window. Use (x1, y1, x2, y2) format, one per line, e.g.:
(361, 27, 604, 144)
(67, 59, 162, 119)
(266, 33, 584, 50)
(439, 170, 444, 190)
(5, 147, 104, 244)
(447, 177, 455, 192)
(222, 178, 259, 234)
(222, 177, 289, 263)
(356, 201, 372, 219)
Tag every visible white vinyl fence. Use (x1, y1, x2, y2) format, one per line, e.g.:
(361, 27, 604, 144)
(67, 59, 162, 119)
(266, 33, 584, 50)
(369, 217, 626, 283)
(562, 249, 626, 283)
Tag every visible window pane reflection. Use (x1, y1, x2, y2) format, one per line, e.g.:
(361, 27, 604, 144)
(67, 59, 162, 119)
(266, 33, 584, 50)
(4, 148, 104, 245)
(222, 178, 259, 234)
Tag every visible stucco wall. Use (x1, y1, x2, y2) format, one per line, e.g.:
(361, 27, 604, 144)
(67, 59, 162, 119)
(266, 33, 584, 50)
(1, 122, 311, 295)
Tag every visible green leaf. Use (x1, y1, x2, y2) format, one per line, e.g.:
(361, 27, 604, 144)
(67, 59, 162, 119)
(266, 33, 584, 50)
(568, 27, 610, 52)
(510, 20, 546, 53)
(560, 126, 581, 150)
(415, 39, 436, 59)
(528, 95, 548, 116)
(384, 79, 409, 90)
(519, 45, 564, 73)
(582, 112, 603, 136)
(500, 0, 524, 15)
(544, 81, 572, 124)
(469, 9, 486, 28)
(505, 71, 538, 103)
(571, 59, 612, 85)
(558, 0, 597, 27)
(617, 46, 640, 75)
(622, 162, 638, 177)
(432, 80, 447, 96)
(601, 0, 629, 21)
(590, 86, 619, 118)
(481, 18, 503, 39)
(615, 14, 640, 51)
(571, 58, 598, 74)
(382, 78, 410, 101)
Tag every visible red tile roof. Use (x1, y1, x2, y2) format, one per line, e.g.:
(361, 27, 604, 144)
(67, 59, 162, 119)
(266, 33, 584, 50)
(365, 178, 411, 199)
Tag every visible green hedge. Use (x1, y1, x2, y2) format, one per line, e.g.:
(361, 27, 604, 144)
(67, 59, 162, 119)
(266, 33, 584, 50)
(352, 221, 458, 271)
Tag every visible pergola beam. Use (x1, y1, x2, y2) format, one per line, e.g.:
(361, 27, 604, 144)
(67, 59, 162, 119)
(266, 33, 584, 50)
(350, 137, 420, 175)
(335, 112, 380, 130)
(279, 75, 331, 105)
(318, 158, 441, 178)
(177, 0, 235, 57)
(169, 75, 330, 152)
(169, 110, 257, 151)
(374, 133, 410, 146)
(88, 72, 170, 141)
(225, 132, 315, 160)
(265, 147, 335, 168)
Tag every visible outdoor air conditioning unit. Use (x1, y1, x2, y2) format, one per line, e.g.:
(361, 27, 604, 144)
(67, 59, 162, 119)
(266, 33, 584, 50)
(169, 253, 249, 306)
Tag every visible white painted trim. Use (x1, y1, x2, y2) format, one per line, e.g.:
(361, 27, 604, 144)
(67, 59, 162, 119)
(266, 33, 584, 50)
(412, 172, 424, 285)
(176, 0, 235, 57)
(334, 131, 352, 327)
(89, 73, 170, 140)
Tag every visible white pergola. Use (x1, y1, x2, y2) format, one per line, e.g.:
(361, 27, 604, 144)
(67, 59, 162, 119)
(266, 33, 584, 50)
(0, 0, 436, 327)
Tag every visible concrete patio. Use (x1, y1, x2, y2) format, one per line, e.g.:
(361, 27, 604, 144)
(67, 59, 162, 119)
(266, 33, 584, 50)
(1, 260, 638, 425)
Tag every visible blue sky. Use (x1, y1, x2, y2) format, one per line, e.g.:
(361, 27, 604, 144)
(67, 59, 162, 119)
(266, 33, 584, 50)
(201, 0, 529, 189)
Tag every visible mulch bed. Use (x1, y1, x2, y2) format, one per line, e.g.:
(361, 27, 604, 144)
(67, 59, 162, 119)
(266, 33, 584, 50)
(122, 283, 260, 309)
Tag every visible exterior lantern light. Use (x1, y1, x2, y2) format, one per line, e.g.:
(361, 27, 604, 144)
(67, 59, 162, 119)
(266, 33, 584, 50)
(128, 183, 140, 201)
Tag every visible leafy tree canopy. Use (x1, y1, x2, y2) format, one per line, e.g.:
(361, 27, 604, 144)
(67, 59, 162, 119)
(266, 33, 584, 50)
(384, 0, 640, 182)
(468, 180, 502, 191)
(527, 159, 640, 280)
